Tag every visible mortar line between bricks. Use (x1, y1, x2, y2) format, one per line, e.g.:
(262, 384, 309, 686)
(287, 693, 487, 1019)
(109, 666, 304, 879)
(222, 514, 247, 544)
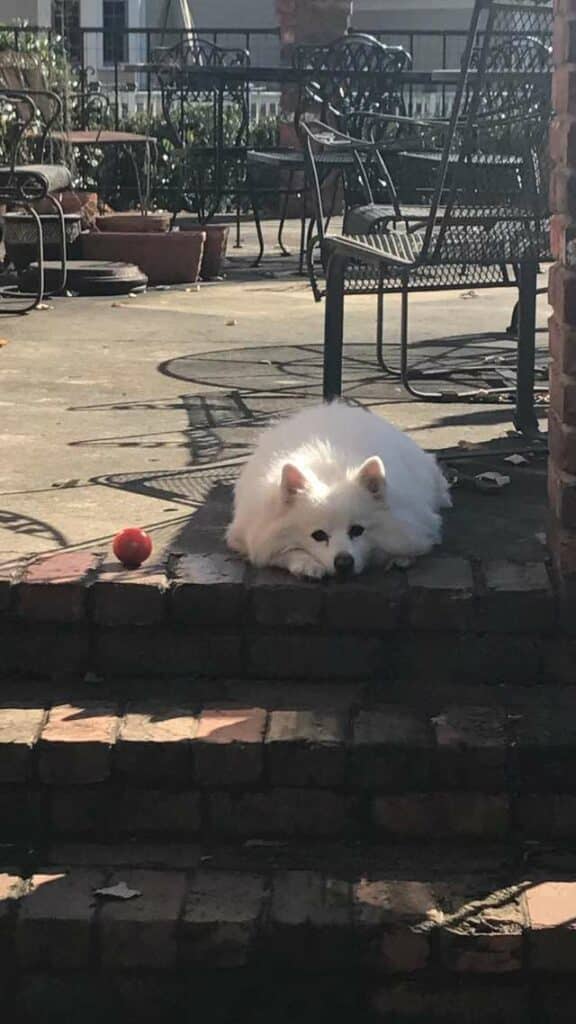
(7, 565, 26, 616)
(261, 709, 272, 788)
(427, 913, 444, 973)
(544, 557, 561, 631)
(505, 708, 522, 841)
(90, 873, 102, 971)
(470, 557, 485, 599)
(85, 571, 99, 677)
(199, 786, 211, 836)
(239, 565, 253, 677)
(109, 699, 128, 781)
(29, 706, 51, 785)
(263, 869, 276, 933)
(174, 866, 191, 963)
(521, 899, 533, 978)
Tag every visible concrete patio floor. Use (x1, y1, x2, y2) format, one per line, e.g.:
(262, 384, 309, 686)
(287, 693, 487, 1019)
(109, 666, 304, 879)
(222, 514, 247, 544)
(0, 222, 550, 561)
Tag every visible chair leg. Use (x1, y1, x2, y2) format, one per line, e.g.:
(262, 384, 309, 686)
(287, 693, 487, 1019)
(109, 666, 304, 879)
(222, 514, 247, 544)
(514, 261, 539, 436)
(323, 251, 346, 401)
(400, 279, 410, 383)
(248, 170, 266, 269)
(507, 296, 519, 338)
(234, 203, 242, 249)
(42, 194, 68, 297)
(375, 269, 400, 377)
(0, 204, 44, 315)
(298, 210, 307, 277)
(278, 170, 293, 258)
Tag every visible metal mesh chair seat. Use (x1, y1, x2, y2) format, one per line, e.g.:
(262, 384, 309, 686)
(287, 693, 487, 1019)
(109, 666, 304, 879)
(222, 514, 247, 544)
(345, 258, 510, 294)
(334, 217, 549, 268)
(317, 0, 553, 436)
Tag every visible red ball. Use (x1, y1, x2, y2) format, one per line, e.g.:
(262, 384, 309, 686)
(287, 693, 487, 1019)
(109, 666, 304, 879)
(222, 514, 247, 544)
(113, 527, 153, 569)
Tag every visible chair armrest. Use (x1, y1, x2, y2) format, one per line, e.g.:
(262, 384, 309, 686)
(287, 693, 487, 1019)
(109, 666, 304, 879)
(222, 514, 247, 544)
(347, 112, 449, 131)
(298, 118, 376, 152)
(323, 233, 414, 267)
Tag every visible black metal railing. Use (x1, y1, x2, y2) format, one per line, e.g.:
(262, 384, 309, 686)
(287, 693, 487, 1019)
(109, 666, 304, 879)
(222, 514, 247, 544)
(1, 23, 474, 72)
(0, 22, 471, 128)
(0, 21, 548, 211)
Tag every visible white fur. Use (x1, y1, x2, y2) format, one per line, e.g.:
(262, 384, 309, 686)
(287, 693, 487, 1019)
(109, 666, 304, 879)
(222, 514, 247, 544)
(227, 401, 452, 578)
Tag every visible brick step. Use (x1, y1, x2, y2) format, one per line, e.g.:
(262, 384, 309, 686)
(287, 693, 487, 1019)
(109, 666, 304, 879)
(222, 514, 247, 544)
(1, 550, 573, 683)
(2, 688, 576, 842)
(1, 841, 576, 1021)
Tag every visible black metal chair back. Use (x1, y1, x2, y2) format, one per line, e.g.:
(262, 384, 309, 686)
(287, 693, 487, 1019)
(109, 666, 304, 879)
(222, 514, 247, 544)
(313, 0, 553, 434)
(0, 87, 71, 312)
(156, 38, 250, 150)
(428, 0, 552, 268)
(304, 0, 552, 277)
(293, 33, 411, 138)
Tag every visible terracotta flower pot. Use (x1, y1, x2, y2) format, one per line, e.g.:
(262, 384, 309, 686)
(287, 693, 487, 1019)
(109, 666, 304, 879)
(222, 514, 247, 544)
(178, 223, 230, 280)
(81, 230, 205, 285)
(95, 212, 171, 233)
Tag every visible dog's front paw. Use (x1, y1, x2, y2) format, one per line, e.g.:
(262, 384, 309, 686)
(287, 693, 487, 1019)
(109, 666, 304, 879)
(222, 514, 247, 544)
(226, 524, 247, 556)
(285, 552, 326, 580)
(391, 557, 415, 569)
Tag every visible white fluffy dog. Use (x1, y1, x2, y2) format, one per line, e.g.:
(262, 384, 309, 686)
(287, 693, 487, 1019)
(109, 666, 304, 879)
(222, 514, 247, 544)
(227, 402, 451, 579)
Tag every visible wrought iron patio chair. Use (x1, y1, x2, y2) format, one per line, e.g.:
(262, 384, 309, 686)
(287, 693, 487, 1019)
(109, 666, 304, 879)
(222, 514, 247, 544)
(313, 0, 552, 435)
(0, 87, 72, 313)
(0, 49, 155, 211)
(247, 33, 411, 270)
(155, 38, 250, 225)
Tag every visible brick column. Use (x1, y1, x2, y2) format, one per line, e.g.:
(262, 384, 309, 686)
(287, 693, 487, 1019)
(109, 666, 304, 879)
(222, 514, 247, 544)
(549, 0, 576, 578)
(276, 0, 353, 54)
(275, 0, 353, 120)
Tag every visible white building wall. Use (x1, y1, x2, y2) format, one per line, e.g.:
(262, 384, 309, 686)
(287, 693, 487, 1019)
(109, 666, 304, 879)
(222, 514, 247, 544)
(0, 0, 42, 21)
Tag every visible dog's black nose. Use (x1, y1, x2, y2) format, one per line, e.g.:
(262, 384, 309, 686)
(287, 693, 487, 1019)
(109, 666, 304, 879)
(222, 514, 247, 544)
(334, 552, 354, 577)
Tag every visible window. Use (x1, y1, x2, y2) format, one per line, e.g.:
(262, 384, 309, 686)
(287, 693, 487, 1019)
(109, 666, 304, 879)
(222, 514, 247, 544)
(52, 0, 82, 65)
(103, 0, 127, 66)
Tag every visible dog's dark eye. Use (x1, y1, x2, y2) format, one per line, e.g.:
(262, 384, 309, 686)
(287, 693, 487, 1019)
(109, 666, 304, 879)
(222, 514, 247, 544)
(349, 524, 365, 539)
(311, 529, 329, 543)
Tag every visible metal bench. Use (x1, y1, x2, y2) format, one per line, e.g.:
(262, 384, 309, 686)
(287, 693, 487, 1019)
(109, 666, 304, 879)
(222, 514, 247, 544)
(310, 0, 552, 434)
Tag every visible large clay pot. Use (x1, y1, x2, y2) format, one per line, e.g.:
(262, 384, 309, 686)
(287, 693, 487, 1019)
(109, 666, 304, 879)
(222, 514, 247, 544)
(33, 191, 99, 229)
(95, 212, 171, 233)
(177, 223, 230, 280)
(81, 230, 205, 285)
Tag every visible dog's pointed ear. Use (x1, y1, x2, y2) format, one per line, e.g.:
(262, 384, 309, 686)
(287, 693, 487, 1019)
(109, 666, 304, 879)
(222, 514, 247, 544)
(357, 456, 386, 498)
(281, 462, 308, 502)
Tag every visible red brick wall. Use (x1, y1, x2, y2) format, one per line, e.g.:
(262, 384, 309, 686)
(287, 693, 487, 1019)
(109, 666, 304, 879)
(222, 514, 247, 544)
(275, 0, 353, 116)
(276, 0, 353, 51)
(550, 0, 576, 576)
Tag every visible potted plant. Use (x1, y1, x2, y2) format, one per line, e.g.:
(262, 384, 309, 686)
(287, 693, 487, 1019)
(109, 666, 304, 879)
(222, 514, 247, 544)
(82, 229, 206, 285)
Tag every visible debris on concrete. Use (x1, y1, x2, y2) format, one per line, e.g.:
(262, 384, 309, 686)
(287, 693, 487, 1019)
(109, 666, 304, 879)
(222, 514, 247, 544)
(504, 454, 528, 466)
(474, 471, 511, 492)
(94, 881, 142, 900)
